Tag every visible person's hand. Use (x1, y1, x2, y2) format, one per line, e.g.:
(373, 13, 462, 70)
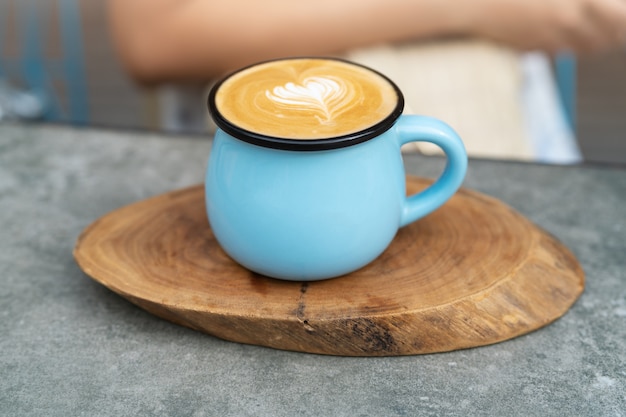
(467, 0, 626, 54)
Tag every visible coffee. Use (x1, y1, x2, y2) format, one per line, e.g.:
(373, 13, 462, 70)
(213, 58, 400, 140)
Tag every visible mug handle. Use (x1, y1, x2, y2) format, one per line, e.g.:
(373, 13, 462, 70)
(396, 115, 468, 227)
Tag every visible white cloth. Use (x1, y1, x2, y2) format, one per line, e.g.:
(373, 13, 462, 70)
(346, 40, 581, 163)
(520, 52, 581, 164)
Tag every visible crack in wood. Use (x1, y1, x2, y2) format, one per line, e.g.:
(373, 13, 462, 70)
(296, 283, 315, 332)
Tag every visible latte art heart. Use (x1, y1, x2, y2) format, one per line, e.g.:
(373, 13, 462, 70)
(265, 76, 353, 124)
(214, 58, 398, 140)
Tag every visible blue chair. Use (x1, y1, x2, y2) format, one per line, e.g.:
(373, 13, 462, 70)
(0, 0, 89, 123)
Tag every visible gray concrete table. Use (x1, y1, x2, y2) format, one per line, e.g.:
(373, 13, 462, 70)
(1, 124, 625, 416)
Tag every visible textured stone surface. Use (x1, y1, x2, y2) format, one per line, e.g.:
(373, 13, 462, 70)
(1, 124, 625, 416)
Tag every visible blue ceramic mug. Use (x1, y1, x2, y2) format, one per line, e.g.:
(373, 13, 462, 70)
(206, 57, 467, 281)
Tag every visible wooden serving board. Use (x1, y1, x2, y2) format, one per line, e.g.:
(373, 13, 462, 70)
(74, 177, 584, 356)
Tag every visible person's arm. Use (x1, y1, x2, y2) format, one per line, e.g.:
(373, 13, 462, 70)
(107, 0, 626, 85)
(472, 0, 626, 54)
(107, 0, 469, 84)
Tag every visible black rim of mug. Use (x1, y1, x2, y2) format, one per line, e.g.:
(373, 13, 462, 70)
(207, 57, 405, 151)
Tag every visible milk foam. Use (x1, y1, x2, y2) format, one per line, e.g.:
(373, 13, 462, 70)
(266, 76, 354, 125)
(215, 58, 398, 140)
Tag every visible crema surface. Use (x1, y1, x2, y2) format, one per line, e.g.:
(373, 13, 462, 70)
(215, 59, 399, 140)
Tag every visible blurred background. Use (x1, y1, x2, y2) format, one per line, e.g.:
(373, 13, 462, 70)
(1, 0, 624, 164)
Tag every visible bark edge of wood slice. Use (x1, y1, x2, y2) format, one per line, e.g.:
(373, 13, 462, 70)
(74, 176, 585, 356)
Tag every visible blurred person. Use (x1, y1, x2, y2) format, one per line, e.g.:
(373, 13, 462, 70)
(107, 0, 626, 163)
